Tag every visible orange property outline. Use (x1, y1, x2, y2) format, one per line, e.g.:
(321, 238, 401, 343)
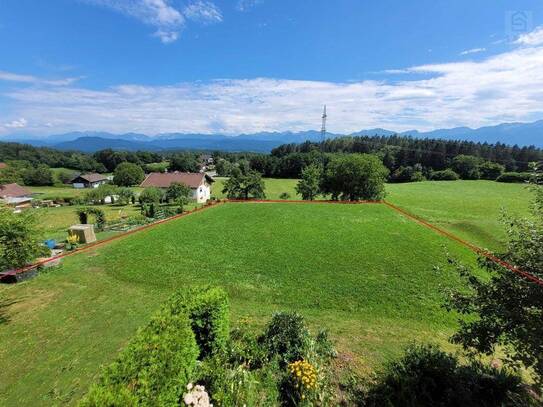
(6, 199, 543, 288)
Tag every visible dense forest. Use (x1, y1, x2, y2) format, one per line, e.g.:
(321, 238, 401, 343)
(1, 135, 542, 186)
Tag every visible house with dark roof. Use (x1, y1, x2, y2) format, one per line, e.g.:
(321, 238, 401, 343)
(0, 183, 33, 207)
(70, 173, 108, 189)
(140, 172, 215, 203)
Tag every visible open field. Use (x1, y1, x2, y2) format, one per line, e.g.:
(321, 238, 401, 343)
(214, 178, 532, 250)
(0, 202, 479, 406)
(386, 181, 533, 251)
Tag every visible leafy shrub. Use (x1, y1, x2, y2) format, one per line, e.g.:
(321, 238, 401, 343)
(80, 299, 199, 406)
(356, 344, 534, 407)
(196, 355, 280, 406)
(479, 161, 505, 180)
(279, 192, 291, 199)
(389, 166, 425, 183)
(0, 209, 47, 270)
(496, 172, 532, 183)
(429, 169, 460, 181)
(138, 187, 163, 204)
(167, 287, 230, 358)
(260, 312, 310, 367)
(23, 164, 54, 186)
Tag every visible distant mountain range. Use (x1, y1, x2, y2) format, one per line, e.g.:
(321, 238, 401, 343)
(2, 120, 543, 153)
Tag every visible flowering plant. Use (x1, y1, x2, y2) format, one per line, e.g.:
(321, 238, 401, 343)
(183, 383, 212, 407)
(288, 360, 317, 402)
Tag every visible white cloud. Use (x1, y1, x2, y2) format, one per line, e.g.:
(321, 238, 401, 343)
(515, 26, 543, 46)
(0, 70, 80, 86)
(184, 1, 222, 24)
(3, 38, 543, 135)
(3, 118, 27, 129)
(460, 47, 485, 56)
(83, 0, 222, 43)
(83, 0, 184, 43)
(236, 0, 263, 12)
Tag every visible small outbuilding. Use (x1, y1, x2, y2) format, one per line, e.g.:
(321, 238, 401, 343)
(0, 183, 33, 207)
(140, 172, 214, 203)
(70, 173, 108, 189)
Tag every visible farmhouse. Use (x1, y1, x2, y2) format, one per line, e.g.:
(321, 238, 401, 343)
(140, 172, 214, 203)
(0, 183, 33, 207)
(70, 173, 108, 189)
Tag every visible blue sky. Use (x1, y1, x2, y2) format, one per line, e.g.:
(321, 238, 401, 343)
(1, 0, 543, 136)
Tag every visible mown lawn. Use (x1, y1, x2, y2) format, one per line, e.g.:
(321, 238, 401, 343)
(0, 202, 478, 406)
(386, 180, 533, 251)
(213, 178, 533, 250)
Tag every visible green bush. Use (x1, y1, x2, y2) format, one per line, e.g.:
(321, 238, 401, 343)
(138, 187, 164, 204)
(479, 161, 505, 180)
(496, 172, 532, 183)
(260, 312, 310, 368)
(429, 169, 460, 181)
(167, 287, 230, 358)
(389, 166, 425, 183)
(279, 192, 291, 199)
(356, 344, 534, 407)
(80, 299, 199, 406)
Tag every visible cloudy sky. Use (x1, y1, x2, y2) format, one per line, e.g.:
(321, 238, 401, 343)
(1, 0, 543, 136)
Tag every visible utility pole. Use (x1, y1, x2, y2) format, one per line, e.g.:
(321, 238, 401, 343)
(321, 105, 327, 142)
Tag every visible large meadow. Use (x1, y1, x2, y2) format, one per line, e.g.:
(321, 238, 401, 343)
(0, 179, 534, 405)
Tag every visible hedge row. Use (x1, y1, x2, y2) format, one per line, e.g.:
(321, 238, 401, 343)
(495, 172, 532, 183)
(80, 287, 229, 406)
(166, 287, 230, 358)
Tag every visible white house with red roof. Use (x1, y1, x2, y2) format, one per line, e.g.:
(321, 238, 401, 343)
(140, 172, 214, 203)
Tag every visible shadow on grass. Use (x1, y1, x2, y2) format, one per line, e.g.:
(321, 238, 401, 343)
(0, 295, 18, 325)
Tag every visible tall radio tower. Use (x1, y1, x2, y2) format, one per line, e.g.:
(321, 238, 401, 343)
(320, 105, 327, 142)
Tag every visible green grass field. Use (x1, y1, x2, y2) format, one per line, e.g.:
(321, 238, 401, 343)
(213, 178, 532, 250)
(386, 181, 532, 250)
(0, 202, 479, 406)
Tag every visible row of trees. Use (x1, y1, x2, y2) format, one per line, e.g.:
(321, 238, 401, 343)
(221, 154, 389, 201)
(0, 142, 105, 172)
(272, 135, 543, 172)
(0, 161, 57, 186)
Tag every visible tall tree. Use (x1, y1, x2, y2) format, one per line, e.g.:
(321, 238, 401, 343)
(321, 154, 388, 201)
(295, 164, 321, 200)
(113, 162, 145, 186)
(222, 168, 266, 199)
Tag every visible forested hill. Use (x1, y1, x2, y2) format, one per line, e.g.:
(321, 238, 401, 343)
(271, 135, 543, 172)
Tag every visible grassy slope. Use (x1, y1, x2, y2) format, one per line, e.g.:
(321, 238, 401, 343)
(386, 181, 532, 251)
(0, 203, 477, 406)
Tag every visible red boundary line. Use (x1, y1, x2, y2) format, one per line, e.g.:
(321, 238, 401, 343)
(383, 200, 543, 288)
(5, 201, 224, 278)
(6, 198, 543, 288)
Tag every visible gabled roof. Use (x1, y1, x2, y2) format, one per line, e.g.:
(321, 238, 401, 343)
(140, 172, 214, 189)
(71, 173, 108, 183)
(0, 183, 32, 198)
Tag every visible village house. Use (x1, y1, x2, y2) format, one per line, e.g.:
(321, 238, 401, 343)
(140, 172, 214, 203)
(70, 173, 108, 189)
(0, 183, 33, 207)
